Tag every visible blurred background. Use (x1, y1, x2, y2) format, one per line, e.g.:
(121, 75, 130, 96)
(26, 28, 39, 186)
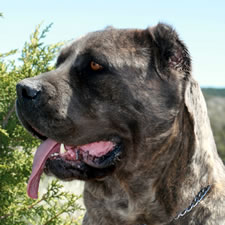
(0, 1, 224, 224)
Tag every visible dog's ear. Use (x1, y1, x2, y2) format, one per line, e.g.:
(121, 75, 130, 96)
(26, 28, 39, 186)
(148, 23, 191, 77)
(184, 76, 218, 157)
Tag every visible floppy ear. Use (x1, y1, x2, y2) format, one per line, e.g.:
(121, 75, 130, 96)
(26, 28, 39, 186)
(149, 23, 191, 77)
(184, 75, 218, 159)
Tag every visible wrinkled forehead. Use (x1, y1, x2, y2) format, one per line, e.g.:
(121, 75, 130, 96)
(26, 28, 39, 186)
(57, 28, 150, 68)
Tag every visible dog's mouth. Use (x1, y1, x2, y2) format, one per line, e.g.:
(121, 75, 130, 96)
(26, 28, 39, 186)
(16, 104, 123, 199)
(27, 134, 122, 199)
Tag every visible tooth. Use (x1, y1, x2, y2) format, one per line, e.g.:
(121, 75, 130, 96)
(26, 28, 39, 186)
(60, 144, 66, 154)
(51, 153, 59, 157)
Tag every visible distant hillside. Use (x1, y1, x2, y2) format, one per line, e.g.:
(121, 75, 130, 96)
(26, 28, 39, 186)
(202, 88, 225, 98)
(202, 88, 225, 162)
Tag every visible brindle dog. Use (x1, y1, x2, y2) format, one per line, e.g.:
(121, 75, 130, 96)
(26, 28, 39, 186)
(16, 23, 225, 225)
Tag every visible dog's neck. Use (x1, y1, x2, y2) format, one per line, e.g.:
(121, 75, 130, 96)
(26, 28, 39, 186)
(114, 105, 220, 223)
(143, 105, 221, 221)
(134, 102, 223, 223)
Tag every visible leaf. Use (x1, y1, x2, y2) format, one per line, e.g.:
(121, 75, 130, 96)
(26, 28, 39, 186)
(0, 127, 9, 137)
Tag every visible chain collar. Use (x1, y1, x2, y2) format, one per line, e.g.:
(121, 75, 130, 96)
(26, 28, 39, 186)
(174, 185, 211, 220)
(140, 185, 211, 225)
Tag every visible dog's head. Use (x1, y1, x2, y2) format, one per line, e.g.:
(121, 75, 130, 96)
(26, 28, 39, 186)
(16, 23, 194, 198)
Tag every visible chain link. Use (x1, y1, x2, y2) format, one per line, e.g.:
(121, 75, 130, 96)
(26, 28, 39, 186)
(174, 185, 211, 220)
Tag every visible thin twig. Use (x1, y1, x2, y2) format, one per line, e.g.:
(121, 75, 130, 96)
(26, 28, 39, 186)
(2, 101, 16, 128)
(44, 207, 69, 225)
(28, 197, 46, 209)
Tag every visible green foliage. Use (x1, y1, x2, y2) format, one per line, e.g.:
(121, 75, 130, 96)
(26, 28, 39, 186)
(0, 24, 83, 224)
(1, 180, 84, 225)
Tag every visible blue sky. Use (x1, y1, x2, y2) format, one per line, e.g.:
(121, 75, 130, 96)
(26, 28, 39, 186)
(1, 0, 225, 87)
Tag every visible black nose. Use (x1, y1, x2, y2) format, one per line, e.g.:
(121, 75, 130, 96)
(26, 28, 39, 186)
(16, 79, 41, 101)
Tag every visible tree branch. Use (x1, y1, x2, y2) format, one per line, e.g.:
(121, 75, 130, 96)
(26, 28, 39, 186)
(2, 101, 16, 128)
(44, 207, 69, 225)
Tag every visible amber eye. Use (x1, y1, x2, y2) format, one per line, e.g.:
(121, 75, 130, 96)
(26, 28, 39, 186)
(90, 61, 103, 71)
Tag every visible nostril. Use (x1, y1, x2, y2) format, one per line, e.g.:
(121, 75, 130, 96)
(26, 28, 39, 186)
(16, 80, 42, 102)
(21, 86, 40, 99)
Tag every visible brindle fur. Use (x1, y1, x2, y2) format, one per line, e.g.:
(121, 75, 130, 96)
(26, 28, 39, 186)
(16, 24, 225, 225)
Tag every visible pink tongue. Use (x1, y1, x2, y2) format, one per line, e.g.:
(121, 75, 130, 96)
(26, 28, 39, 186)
(78, 141, 115, 157)
(27, 139, 60, 199)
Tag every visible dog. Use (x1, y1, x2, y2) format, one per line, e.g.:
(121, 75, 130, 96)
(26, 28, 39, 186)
(16, 23, 225, 225)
